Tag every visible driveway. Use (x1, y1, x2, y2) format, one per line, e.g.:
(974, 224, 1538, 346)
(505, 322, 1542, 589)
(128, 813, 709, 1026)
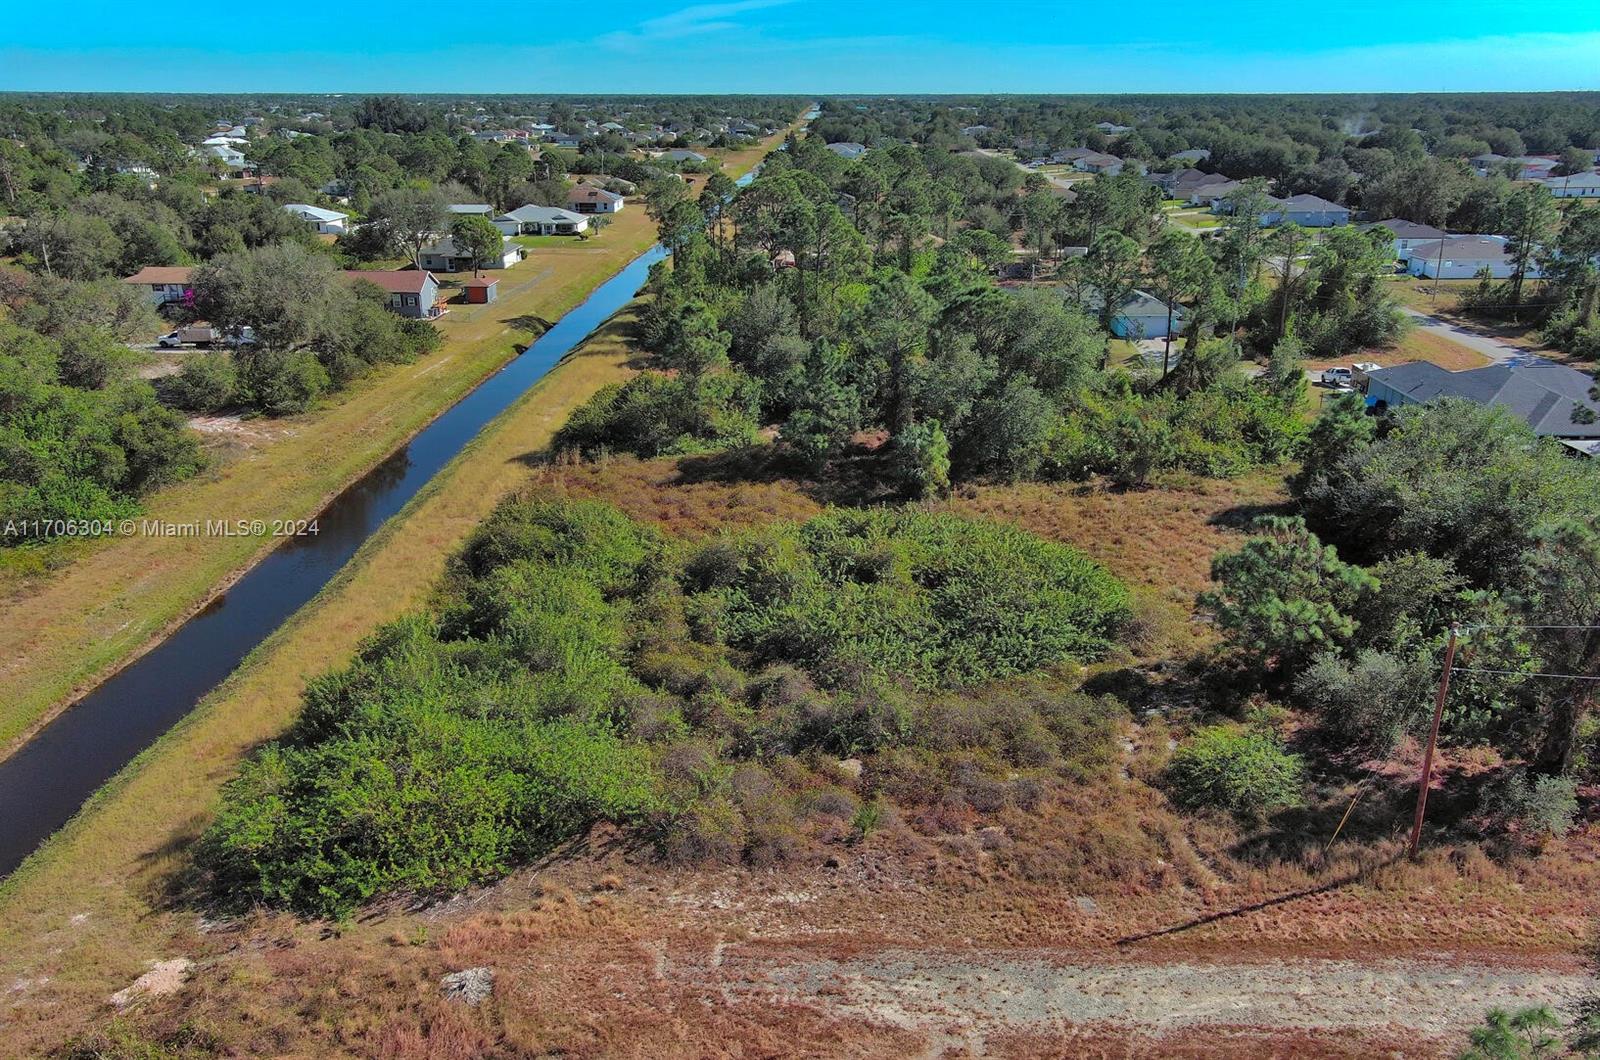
(1401, 308, 1552, 367)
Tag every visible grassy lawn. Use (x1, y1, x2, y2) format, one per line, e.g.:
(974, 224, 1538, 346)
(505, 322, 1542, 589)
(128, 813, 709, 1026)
(0, 118, 792, 758)
(511, 233, 592, 250)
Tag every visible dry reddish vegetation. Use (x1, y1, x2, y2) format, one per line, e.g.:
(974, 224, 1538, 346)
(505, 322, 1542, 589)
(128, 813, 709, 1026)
(13, 451, 1600, 1059)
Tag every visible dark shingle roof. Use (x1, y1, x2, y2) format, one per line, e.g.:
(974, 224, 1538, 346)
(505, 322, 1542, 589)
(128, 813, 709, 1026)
(1368, 361, 1600, 437)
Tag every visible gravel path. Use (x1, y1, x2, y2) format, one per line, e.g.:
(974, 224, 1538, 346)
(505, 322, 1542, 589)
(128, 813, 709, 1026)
(724, 949, 1588, 1048)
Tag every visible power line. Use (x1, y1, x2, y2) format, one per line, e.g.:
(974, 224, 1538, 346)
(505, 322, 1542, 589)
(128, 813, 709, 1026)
(1451, 666, 1600, 681)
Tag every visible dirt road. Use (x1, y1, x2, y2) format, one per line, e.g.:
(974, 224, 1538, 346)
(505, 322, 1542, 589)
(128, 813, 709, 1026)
(718, 948, 1587, 1053)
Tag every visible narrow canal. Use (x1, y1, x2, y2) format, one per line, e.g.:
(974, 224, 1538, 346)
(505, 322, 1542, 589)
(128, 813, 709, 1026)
(0, 240, 678, 876)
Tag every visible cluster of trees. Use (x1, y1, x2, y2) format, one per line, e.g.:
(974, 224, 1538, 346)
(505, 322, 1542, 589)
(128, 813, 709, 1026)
(1452, 196, 1600, 360)
(811, 94, 1600, 212)
(558, 137, 1324, 493)
(199, 497, 1129, 916)
(1200, 397, 1600, 824)
(172, 243, 442, 414)
(0, 277, 201, 539)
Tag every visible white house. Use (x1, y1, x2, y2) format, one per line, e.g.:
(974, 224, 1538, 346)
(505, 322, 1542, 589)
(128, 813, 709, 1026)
(1094, 121, 1133, 135)
(497, 204, 589, 236)
(121, 266, 194, 306)
(447, 203, 496, 217)
(1263, 193, 1350, 227)
(1541, 171, 1600, 198)
(1405, 235, 1540, 280)
(1362, 218, 1448, 259)
(206, 144, 248, 169)
(282, 203, 349, 234)
(568, 184, 625, 214)
(824, 142, 867, 160)
(418, 235, 524, 272)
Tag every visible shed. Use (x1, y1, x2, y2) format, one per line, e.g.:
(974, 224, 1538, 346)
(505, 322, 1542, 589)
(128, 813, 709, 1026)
(464, 276, 499, 304)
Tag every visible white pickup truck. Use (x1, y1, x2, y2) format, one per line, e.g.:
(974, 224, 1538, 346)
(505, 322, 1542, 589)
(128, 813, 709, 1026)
(1319, 362, 1381, 389)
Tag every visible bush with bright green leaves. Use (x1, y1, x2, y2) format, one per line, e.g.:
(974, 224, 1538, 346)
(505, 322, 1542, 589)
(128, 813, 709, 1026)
(554, 370, 761, 458)
(1, 321, 202, 539)
(1167, 724, 1304, 815)
(200, 498, 1133, 915)
(682, 508, 1130, 689)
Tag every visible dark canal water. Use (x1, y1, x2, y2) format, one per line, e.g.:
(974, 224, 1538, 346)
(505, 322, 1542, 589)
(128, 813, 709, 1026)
(0, 242, 673, 877)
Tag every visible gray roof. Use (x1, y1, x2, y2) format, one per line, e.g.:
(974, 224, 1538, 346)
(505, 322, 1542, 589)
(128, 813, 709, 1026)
(1407, 236, 1511, 262)
(448, 204, 495, 215)
(500, 204, 585, 224)
(1281, 193, 1347, 212)
(1368, 361, 1600, 438)
(825, 142, 867, 158)
(1363, 218, 1447, 239)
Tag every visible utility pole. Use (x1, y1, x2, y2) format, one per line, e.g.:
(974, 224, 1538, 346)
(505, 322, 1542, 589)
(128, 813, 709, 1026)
(1409, 625, 1461, 857)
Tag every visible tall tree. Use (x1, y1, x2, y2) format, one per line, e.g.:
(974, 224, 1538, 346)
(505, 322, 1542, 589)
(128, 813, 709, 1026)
(1502, 184, 1558, 310)
(449, 214, 505, 277)
(366, 187, 447, 270)
(1146, 229, 1212, 378)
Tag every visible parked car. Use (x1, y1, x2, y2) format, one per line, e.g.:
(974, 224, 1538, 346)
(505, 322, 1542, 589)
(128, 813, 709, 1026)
(1320, 366, 1356, 387)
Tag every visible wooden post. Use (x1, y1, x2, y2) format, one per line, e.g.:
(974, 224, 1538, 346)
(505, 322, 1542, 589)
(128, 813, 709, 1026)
(1409, 626, 1460, 857)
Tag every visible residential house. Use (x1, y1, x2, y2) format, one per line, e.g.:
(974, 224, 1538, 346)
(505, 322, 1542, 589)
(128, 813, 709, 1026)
(1263, 193, 1350, 227)
(1361, 218, 1448, 259)
(567, 184, 625, 214)
(1469, 153, 1508, 176)
(282, 203, 349, 234)
(1365, 361, 1600, 441)
(1049, 147, 1098, 165)
(1072, 151, 1129, 175)
(547, 134, 583, 149)
(417, 235, 524, 272)
(1078, 288, 1189, 339)
(206, 144, 248, 169)
(1148, 167, 1214, 197)
(1094, 121, 1133, 135)
(824, 142, 867, 160)
(1170, 148, 1211, 163)
(1171, 171, 1230, 202)
(1540, 171, 1600, 198)
(122, 266, 193, 306)
(1189, 179, 1245, 207)
(1513, 156, 1561, 180)
(448, 204, 496, 218)
(660, 149, 707, 164)
(496, 204, 589, 236)
(1110, 290, 1188, 339)
(342, 270, 442, 319)
(1405, 235, 1539, 280)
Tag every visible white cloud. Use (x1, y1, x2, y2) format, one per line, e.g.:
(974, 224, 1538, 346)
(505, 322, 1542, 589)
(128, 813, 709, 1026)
(598, 0, 793, 51)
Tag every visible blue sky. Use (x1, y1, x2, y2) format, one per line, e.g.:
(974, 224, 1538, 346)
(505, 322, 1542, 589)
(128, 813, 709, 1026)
(4, 1, 1599, 94)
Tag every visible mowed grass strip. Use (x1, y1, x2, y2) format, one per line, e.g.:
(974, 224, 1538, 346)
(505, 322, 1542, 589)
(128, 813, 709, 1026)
(0, 120, 794, 755)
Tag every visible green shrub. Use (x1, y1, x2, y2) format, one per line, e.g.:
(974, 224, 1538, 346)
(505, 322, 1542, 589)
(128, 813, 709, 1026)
(686, 509, 1130, 688)
(1487, 771, 1579, 839)
(1167, 725, 1303, 815)
(554, 369, 759, 458)
(166, 351, 237, 412)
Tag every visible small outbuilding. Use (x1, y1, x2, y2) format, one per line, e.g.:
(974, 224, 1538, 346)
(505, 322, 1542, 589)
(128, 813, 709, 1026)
(464, 276, 499, 304)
